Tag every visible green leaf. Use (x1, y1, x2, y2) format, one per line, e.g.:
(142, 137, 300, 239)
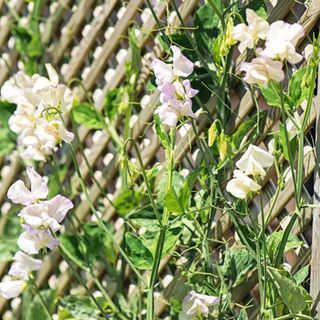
(12, 26, 43, 63)
(128, 206, 161, 232)
(231, 111, 267, 150)
(288, 67, 310, 109)
(82, 222, 116, 266)
(238, 309, 249, 320)
(0, 101, 16, 126)
(164, 186, 183, 214)
(72, 103, 104, 129)
(0, 101, 17, 155)
(154, 115, 170, 150)
(58, 295, 102, 320)
(260, 81, 282, 108)
(0, 241, 18, 262)
(221, 246, 256, 286)
(245, 0, 267, 19)
(208, 120, 219, 147)
(279, 124, 297, 162)
(179, 171, 198, 211)
(60, 222, 117, 269)
(114, 188, 146, 216)
(125, 232, 153, 269)
(22, 289, 56, 320)
(128, 28, 141, 76)
(104, 88, 123, 121)
(293, 265, 309, 285)
(194, 4, 220, 54)
(59, 234, 87, 269)
(161, 226, 182, 257)
(268, 267, 306, 314)
(267, 231, 303, 261)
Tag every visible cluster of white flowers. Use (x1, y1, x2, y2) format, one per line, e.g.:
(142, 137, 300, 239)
(232, 9, 304, 86)
(179, 290, 220, 319)
(226, 145, 274, 199)
(1, 64, 74, 161)
(0, 167, 73, 299)
(151, 45, 199, 127)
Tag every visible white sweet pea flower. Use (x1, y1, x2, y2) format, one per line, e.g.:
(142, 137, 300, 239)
(232, 9, 269, 53)
(226, 170, 261, 199)
(17, 225, 59, 255)
(236, 145, 274, 178)
(1, 71, 40, 106)
(19, 195, 73, 232)
(151, 45, 194, 88)
(179, 291, 220, 319)
(262, 21, 304, 63)
(155, 99, 196, 128)
(7, 167, 48, 206)
(8, 251, 42, 280)
(34, 118, 74, 149)
(171, 45, 194, 77)
(0, 278, 26, 299)
(151, 59, 174, 88)
(240, 56, 284, 86)
(1, 64, 74, 161)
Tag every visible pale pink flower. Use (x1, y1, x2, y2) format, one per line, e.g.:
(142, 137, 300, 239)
(262, 21, 304, 63)
(232, 9, 269, 53)
(17, 225, 59, 254)
(7, 167, 48, 206)
(151, 45, 194, 88)
(0, 278, 26, 299)
(236, 145, 274, 178)
(8, 251, 42, 280)
(240, 56, 284, 86)
(19, 195, 73, 232)
(179, 291, 220, 319)
(226, 170, 261, 199)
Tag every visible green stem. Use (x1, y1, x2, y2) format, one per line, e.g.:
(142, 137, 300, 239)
(32, 284, 53, 320)
(259, 193, 268, 311)
(68, 143, 144, 283)
(146, 129, 176, 320)
(207, 0, 225, 30)
(89, 268, 123, 318)
(124, 138, 162, 226)
(58, 247, 107, 318)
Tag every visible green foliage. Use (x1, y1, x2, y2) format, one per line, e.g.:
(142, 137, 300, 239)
(58, 295, 103, 319)
(245, 0, 268, 18)
(231, 111, 267, 150)
(104, 88, 124, 122)
(260, 81, 282, 108)
(266, 231, 303, 262)
(22, 289, 56, 320)
(194, 3, 220, 54)
(293, 265, 309, 285)
(164, 186, 183, 214)
(278, 123, 297, 162)
(0, 207, 21, 262)
(221, 245, 256, 286)
(0, 101, 17, 156)
(114, 188, 146, 216)
(268, 267, 306, 314)
(72, 103, 104, 129)
(125, 232, 154, 269)
(288, 67, 310, 109)
(154, 115, 170, 150)
(59, 222, 116, 269)
(128, 28, 141, 77)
